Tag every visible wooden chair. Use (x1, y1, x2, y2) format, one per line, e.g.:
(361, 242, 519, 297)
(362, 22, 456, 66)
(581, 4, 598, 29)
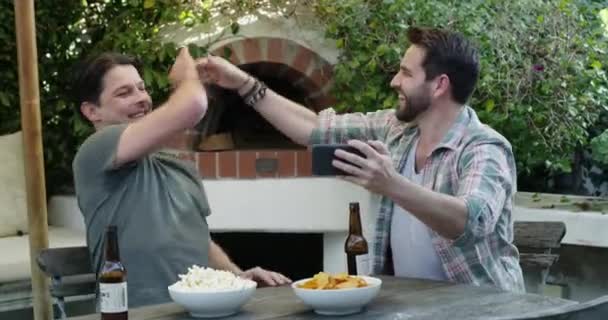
(514, 221, 567, 294)
(36, 246, 96, 319)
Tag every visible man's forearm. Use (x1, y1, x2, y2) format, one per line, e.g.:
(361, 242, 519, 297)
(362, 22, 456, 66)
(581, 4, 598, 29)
(238, 79, 318, 145)
(208, 240, 242, 274)
(385, 176, 468, 240)
(114, 80, 207, 167)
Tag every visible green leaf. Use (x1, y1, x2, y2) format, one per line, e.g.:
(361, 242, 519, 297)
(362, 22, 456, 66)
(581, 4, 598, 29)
(144, 0, 155, 9)
(183, 17, 195, 27)
(591, 60, 602, 69)
(383, 96, 396, 108)
(222, 47, 233, 60)
(484, 99, 495, 112)
(376, 44, 390, 56)
(537, 15, 544, 24)
(230, 22, 240, 35)
(366, 59, 377, 72)
(0, 92, 9, 106)
(143, 68, 153, 86)
(336, 39, 344, 49)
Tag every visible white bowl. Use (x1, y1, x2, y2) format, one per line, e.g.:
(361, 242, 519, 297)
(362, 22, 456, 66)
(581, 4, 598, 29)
(291, 276, 382, 316)
(168, 281, 257, 318)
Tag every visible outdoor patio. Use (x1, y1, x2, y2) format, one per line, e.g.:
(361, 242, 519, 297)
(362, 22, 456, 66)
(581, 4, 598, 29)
(1, 1, 608, 319)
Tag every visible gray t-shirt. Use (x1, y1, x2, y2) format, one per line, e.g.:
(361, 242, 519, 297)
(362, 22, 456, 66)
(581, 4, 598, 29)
(73, 124, 210, 307)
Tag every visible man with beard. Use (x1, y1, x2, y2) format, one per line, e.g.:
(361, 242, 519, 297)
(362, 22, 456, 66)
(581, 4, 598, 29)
(196, 27, 524, 292)
(72, 48, 290, 308)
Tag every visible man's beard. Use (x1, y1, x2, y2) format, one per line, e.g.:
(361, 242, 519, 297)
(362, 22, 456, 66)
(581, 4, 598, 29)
(395, 90, 431, 122)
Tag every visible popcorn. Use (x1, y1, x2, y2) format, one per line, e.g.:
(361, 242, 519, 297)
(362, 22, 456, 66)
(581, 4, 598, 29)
(173, 265, 255, 291)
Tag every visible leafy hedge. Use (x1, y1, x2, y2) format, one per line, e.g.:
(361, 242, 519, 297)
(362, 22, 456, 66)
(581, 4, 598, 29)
(314, 0, 608, 179)
(1, 1, 206, 194)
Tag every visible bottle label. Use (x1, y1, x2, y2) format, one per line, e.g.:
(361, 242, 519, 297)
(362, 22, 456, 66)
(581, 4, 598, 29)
(356, 254, 370, 275)
(100, 282, 128, 313)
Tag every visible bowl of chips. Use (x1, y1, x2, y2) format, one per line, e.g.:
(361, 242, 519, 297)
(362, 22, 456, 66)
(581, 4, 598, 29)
(291, 272, 382, 315)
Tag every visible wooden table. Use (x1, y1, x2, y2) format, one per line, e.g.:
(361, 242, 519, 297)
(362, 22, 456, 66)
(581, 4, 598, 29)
(71, 276, 577, 320)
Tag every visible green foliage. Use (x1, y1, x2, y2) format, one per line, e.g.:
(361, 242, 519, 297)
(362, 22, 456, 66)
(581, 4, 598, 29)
(591, 129, 608, 165)
(1, 1, 214, 194)
(1, 0, 607, 194)
(314, 0, 608, 178)
(1, 0, 300, 195)
(1, 1, 85, 195)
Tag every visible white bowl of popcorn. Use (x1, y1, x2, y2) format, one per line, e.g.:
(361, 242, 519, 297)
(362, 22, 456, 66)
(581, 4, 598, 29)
(168, 265, 257, 318)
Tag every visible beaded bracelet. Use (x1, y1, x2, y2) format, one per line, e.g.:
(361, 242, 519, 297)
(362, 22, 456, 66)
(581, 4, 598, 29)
(240, 78, 259, 100)
(241, 78, 268, 107)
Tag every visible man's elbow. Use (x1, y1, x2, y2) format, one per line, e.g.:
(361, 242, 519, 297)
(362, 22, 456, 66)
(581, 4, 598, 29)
(295, 120, 317, 146)
(446, 219, 467, 241)
(294, 132, 312, 146)
(443, 198, 468, 240)
(182, 93, 208, 128)
(451, 211, 498, 248)
(171, 81, 208, 128)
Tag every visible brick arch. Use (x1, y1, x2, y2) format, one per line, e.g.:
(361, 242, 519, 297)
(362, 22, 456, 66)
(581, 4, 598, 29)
(210, 37, 336, 112)
(166, 38, 344, 180)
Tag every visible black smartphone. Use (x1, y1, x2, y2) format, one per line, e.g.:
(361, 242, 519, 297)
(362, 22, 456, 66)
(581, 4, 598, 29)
(312, 144, 367, 176)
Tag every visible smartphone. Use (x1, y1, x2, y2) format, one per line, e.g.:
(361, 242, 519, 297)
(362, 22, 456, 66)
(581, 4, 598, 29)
(312, 144, 366, 176)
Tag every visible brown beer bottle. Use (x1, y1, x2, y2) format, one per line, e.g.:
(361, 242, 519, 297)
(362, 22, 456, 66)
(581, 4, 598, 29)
(99, 226, 128, 320)
(344, 202, 369, 275)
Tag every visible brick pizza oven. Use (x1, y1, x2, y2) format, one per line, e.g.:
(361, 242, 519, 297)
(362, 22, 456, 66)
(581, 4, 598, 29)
(166, 37, 336, 180)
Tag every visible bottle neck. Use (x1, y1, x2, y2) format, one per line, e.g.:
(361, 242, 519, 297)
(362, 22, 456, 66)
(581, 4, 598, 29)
(104, 228, 120, 262)
(348, 203, 363, 236)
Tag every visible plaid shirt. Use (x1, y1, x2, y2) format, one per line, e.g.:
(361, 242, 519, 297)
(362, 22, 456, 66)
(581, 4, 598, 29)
(310, 106, 525, 292)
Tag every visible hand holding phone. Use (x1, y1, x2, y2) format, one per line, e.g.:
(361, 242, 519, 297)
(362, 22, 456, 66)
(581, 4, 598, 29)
(312, 144, 367, 176)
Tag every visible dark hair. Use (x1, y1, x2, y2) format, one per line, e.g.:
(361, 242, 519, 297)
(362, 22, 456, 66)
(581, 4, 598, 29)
(71, 52, 142, 110)
(407, 27, 479, 104)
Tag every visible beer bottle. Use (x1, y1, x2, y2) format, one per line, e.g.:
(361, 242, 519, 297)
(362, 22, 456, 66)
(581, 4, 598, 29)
(99, 226, 128, 320)
(344, 202, 369, 275)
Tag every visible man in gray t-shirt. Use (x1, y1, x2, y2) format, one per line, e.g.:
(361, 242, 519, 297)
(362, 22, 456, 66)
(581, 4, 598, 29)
(71, 49, 290, 308)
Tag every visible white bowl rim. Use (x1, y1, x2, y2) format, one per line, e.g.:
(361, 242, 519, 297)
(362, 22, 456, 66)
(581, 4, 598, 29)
(291, 275, 382, 292)
(168, 280, 257, 293)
